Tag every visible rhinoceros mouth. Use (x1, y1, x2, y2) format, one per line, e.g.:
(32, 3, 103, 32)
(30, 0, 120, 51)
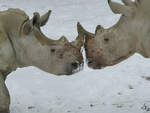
(87, 58, 105, 69)
(63, 62, 84, 75)
(71, 63, 84, 74)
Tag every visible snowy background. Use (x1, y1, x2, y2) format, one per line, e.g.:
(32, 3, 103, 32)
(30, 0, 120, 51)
(1, 0, 150, 113)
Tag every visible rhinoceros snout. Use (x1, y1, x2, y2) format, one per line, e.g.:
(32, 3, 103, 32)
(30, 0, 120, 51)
(87, 58, 104, 69)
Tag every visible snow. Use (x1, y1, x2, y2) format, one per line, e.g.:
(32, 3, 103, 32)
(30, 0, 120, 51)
(1, 0, 150, 113)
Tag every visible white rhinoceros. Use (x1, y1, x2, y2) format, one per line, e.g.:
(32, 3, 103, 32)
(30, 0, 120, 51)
(0, 8, 84, 113)
(77, 0, 150, 69)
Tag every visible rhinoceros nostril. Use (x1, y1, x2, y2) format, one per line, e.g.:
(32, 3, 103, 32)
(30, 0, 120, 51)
(87, 58, 93, 64)
(71, 62, 78, 69)
(88, 60, 93, 64)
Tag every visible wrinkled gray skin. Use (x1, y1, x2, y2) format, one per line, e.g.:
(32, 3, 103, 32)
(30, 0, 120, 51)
(78, 0, 150, 69)
(0, 9, 84, 113)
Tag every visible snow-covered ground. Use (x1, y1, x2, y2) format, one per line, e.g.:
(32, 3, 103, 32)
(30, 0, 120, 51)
(1, 0, 150, 113)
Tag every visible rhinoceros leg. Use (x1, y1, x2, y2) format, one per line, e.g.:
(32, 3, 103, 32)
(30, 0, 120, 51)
(0, 73, 10, 113)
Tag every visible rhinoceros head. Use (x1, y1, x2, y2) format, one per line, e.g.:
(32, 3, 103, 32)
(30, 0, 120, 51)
(18, 11, 84, 75)
(78, 0, 148, 69)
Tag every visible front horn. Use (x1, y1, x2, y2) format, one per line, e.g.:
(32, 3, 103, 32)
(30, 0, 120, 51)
(71, 22, 87, 49)
(77, 22, 94, 40)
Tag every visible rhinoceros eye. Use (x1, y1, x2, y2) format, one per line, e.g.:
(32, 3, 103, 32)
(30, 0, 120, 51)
(51, 49, 56, 53)
(104, 38, 109, 42)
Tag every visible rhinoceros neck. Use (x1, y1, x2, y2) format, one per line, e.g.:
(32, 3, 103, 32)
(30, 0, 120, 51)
(13, 34, 54, 73)
(0, 9, 29, 76)
(1, 9, 29, 67)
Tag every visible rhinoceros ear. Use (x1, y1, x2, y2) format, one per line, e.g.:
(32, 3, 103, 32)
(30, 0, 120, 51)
(23, 12, 40, 34)
(108, 0, 133, 16)
(95, 25, 104, 34)
(122, 0, 134, 6)
(32, 12, 41, 27)
(40, 10, 51, 27)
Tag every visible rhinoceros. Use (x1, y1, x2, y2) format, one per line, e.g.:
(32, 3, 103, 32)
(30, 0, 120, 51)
(0, 8, 84, 113)
(77, 0, 150, 69)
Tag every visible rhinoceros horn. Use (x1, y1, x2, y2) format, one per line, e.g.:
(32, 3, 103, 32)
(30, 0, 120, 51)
(122, 0, 134, 6)
(59, 36, 69, 43)
(77, 22, 105, 40)
(70, 22, 85, 49)
(76, 22, 95, 41)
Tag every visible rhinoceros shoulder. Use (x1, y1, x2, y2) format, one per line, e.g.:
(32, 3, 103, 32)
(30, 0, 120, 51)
(0, 8, 29, 39)
(0, 25, 8, 43)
